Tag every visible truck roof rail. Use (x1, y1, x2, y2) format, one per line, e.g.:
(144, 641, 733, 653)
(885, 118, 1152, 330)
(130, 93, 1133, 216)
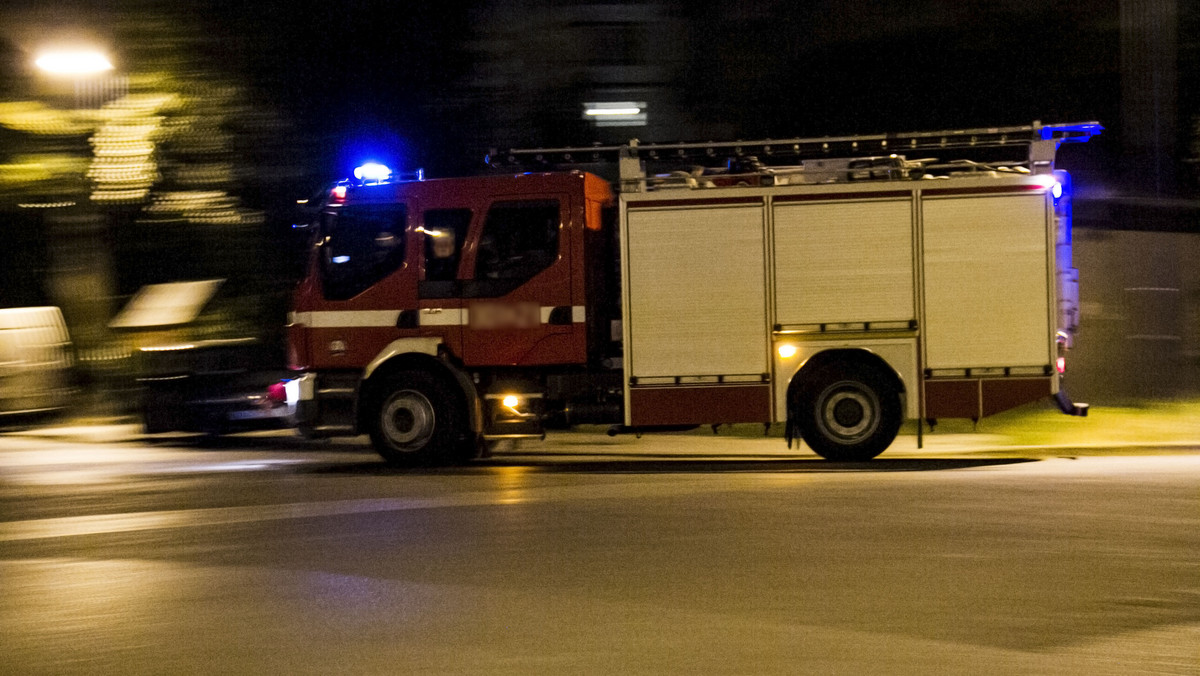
(486, 121, 1102, 190)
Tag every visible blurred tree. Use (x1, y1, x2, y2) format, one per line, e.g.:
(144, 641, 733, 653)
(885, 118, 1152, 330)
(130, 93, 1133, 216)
(0, 6, 304, 375)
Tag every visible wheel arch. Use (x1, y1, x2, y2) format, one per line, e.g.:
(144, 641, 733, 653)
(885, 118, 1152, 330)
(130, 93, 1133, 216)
(359, 349, 481, 437)
(786, 348, 906, 409)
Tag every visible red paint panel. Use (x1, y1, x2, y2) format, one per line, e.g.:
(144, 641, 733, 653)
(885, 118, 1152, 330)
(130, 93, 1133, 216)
(924, 380, 980, 420)
(307, 327, 404, 370)
(286, 322, 309, 370)
(629, 385, 771, 426)
(925, 377, 1054, 420)
(981, 378, 1052, 417)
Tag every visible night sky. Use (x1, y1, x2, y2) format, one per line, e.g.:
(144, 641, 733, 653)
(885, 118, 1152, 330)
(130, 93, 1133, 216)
(4, 1, 1195, 186)
(238, 2, 1125, 172)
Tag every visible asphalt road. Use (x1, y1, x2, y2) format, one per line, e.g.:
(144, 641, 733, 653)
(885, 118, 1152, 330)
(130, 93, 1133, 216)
(1, 430, 1197, 675)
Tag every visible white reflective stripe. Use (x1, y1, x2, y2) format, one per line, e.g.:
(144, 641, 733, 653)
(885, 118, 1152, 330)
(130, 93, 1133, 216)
(538, 306, 587, 323)
(420, 308, 466, 326)
(292, 306, 585, 328)
(302, 311, 400, 328)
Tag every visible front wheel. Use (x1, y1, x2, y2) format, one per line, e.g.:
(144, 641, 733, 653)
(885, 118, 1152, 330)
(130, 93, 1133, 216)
(794, 362, 901, 461)
(369, 370, 471, 466)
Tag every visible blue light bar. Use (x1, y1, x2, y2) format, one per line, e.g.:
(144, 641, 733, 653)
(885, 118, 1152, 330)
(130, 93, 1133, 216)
(1038, 122, 1103, 142)
(353, 162, 392, 183)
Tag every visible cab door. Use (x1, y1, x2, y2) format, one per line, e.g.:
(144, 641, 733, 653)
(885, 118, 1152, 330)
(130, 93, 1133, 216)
(306, 199, 418, 370)
(460, 195, 579, 366)
(416, 207, 473, 358)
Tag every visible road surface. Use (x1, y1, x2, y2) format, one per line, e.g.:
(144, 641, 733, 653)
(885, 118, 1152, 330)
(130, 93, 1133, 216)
(1, 429, 1197, 674)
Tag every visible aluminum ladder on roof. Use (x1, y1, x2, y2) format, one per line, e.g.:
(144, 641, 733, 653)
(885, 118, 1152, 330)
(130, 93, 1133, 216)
(486, 121, 1103, 192)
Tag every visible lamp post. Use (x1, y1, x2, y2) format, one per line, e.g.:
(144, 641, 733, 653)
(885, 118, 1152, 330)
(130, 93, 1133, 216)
(33, 47, 124, 414)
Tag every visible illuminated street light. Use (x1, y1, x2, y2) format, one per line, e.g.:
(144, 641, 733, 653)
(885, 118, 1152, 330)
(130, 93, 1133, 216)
(34, 50, 114, 76)
(582, 101, 647, 127)
(585, 106, 641, 117)
(33, 46, 126, 111)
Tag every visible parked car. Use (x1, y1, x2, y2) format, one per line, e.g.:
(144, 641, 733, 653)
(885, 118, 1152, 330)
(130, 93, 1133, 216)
(0, 306, 75, 418)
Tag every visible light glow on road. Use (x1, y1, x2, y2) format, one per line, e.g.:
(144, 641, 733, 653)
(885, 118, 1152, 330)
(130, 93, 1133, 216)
(0, 477, 757, 542)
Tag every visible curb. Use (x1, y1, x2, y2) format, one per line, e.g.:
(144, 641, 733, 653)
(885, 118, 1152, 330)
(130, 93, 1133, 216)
(3, 423, 1198, 457)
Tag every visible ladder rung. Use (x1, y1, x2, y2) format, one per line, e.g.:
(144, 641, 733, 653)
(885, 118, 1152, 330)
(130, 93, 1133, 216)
(487, 121, 1101, 171)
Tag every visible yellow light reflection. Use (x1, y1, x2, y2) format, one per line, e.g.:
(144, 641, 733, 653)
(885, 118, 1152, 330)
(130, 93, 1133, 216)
(494, 465, 531, 505)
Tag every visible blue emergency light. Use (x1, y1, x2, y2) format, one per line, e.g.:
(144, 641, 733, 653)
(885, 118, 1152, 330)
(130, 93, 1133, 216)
(1038, 122, 1103, 142)
(353, 162, 392, 183)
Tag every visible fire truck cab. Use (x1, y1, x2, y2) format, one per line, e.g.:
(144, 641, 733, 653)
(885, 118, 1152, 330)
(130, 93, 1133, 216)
(288, 171, 622, 464)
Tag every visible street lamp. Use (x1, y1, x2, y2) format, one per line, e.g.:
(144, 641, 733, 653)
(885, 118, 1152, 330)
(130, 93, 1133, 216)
(34, 49, 123, 109)
(34, 50, 114, 76)
(25, 45, 125, 385)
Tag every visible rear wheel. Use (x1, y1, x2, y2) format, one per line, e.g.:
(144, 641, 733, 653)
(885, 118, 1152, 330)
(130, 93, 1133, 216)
(795, 362, 901, 461)
(369, 370, 471, 466)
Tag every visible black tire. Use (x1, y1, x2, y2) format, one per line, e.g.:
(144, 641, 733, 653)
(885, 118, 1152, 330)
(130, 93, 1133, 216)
(368, 370, 471, 466)
(795, 362, 901, 461)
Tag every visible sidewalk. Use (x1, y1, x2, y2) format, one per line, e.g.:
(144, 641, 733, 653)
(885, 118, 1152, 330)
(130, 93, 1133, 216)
(0, 413, 314, 446)
(5, 400, 1200, 456)
(1, 418, 148, 445)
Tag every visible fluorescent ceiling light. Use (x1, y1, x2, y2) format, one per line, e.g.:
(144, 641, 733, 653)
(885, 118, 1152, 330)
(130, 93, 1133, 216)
(583, 101, 647, 127)
(585, 107, 641, 116)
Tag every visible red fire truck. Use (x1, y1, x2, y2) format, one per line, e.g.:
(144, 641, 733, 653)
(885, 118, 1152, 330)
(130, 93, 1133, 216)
(269, 121, 1098, 464)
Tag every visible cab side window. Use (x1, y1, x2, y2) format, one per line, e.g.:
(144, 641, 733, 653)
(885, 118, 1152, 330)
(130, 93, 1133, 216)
(419, 208, 473, 299)
(321, 203, 407, 301)
(423, 209, 472, 282)
(471, 200, 560, 296)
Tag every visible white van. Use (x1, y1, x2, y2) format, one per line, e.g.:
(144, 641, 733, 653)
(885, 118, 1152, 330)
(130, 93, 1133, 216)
(0, 307, 75, 417)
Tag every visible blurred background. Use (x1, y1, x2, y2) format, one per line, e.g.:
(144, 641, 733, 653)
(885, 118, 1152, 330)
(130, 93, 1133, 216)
(0, 0, 1196, 418)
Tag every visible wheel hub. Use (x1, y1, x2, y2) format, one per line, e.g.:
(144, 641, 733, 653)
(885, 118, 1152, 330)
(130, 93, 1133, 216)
(833, 397, 865, 428)
(818, 384, 879, 442)
(381, 390, 435, 449)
